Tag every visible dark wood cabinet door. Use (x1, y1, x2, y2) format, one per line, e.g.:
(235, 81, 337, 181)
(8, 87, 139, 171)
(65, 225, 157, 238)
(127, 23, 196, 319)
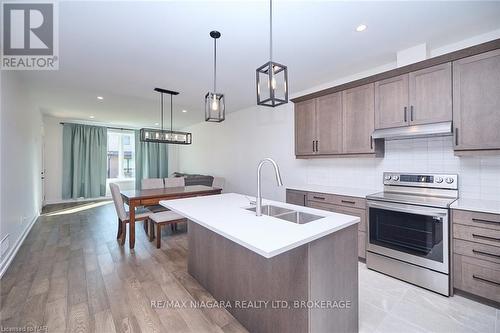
(295, 99, 317, 156)
(453, 49, 500, 150)
(316, 93, 343, 154)
(374, 74, 409, 129)
(342, 83, 375, 154)
(409, 63, 452, 125)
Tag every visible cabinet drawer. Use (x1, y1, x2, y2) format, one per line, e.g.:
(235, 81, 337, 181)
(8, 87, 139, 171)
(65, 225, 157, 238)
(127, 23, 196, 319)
(286, 189, 307, 206)
(453, 224, 500, 247)
(307, 192, 337, 204)
(454, 239, 500, 265)
(453, 210, 500, 231)
(307, 192, 365, 209)
(307, 201, 366, 232)
(358, 231, 366, 259)
(454, 254, 500, 303)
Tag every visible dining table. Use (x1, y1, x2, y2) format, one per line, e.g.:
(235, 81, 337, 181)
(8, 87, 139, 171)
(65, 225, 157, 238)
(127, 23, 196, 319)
(120, 185, 222, 248)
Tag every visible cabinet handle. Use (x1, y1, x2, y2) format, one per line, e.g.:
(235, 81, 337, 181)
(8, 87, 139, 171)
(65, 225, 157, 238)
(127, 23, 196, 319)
(455, 128, 459, 146)
(313, 196, 326, 200)
(316, 140, 319, 152)
(472, 275, 500, 287)
(312, 140, 315, 153)
(472, 218, 500, 225)
(370, 136, 373, 150)
(404, 106, 407, 122)
(472, 234, 500, 243)
(341, 200, 356, 205)
(472, 249, 500, 259)
(410, 105, 414, 121)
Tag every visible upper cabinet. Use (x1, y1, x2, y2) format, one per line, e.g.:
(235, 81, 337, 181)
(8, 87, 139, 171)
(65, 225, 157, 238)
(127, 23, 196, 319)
(374, 63, 452, 130)
(293, 40, 500, 157)
(453, 49, 500, 152)
(316, 93, 343, 155)
(409, 63, 452, 125)
(295, 88, 378, 157)
(295, 99, 317, 156)
(375, 74, 409, 129)
(295, 92, 343, 156)
(342, 84, 375, 154)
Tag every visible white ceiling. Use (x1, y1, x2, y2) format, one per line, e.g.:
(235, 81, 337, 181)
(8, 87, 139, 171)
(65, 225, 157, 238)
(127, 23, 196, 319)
(19, 0, 500, 129)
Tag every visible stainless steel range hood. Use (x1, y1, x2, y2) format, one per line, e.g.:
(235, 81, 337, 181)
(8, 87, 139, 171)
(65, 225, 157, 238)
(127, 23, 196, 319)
(371, 121, 453, 140)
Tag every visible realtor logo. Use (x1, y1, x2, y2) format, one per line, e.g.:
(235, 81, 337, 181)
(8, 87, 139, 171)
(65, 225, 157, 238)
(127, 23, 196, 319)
(1, 1, 59, 70)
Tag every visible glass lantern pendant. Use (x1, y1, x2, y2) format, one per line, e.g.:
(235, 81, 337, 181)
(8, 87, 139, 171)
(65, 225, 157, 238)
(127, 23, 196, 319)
(256, 0, 288, 107)
(205, 31, 225, 122)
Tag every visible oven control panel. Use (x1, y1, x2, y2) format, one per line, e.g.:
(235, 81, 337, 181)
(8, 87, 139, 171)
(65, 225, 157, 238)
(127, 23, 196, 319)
(383, 172, 458, 189)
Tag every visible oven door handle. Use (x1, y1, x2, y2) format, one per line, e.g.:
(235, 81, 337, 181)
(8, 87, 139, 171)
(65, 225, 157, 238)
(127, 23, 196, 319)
(367, 201, 448, 217)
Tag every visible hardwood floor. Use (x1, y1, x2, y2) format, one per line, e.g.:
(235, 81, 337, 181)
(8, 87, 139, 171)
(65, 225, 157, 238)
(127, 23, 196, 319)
(0, 201, 248, 333)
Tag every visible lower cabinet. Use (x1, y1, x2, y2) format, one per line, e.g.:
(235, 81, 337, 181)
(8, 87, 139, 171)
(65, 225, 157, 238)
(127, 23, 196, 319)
(285, 189, 307, 206)
(304, 193, 367, 259)
(452, 209, 500, 303)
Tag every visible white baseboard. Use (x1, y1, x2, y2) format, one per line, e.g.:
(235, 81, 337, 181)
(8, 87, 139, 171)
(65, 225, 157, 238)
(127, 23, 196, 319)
(0, 214, 39, 278)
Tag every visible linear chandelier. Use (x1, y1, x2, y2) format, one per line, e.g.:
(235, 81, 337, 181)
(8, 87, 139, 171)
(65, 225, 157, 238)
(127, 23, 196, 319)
(256, 0, 288, 107)
(140, 88, 192, 145)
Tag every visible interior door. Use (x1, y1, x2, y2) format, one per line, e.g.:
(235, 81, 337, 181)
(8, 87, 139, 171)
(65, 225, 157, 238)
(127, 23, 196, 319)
(453, 49, 500, 150)
(316, 92, 342, 154)
(409, 63, 452, 125)
(295, 99, 317, 156)
(342, 83, 375, 154)
(374, 74, 409, 129)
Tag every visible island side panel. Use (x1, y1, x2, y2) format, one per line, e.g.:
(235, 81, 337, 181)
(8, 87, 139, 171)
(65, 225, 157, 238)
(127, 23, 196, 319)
(308, 224, 359, 333)
(187, 220, 309, 333)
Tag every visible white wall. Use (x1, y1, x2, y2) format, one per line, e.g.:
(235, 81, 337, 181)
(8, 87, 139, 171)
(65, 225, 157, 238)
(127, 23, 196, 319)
(178, 31, 500, 203)
(1, 72, 43, 276)
(43, 116, 180, 203)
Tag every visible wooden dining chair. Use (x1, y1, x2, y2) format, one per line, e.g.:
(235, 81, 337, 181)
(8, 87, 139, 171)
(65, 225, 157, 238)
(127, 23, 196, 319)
(164, 177, 185, 187)
(109, 183, 151, 245)
(141, 178, 167, 214)
(163, 177, 186, 230)
(212, 177, 225, 191)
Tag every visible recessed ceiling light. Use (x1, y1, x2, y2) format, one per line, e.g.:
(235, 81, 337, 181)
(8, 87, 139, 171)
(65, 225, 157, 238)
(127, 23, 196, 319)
(182, 109, 187, 113)
(356, 24, 367, 32)
(97, 96, 104, 100)
(89, 115, 95, 119)
(155, 122, 159, 126)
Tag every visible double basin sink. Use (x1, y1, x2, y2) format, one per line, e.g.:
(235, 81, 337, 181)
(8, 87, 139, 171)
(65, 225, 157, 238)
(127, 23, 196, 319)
(245, 205, 324, 224)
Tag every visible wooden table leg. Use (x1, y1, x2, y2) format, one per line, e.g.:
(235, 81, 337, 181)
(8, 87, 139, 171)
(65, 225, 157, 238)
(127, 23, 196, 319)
(129, 199, 136, 249)
(156, 224, 161, 249)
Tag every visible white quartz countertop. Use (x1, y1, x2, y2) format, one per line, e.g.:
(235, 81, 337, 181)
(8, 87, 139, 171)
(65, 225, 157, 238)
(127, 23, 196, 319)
(160, 193, 360, 259)
(286, 184, 378, 198)
(451, 198, 500, 215)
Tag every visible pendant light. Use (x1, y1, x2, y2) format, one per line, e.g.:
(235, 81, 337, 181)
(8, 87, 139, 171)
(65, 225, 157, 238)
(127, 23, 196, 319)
(140, 88, 192, 144)
(256, 0, 288, 107)
(205, 31, 225, 122)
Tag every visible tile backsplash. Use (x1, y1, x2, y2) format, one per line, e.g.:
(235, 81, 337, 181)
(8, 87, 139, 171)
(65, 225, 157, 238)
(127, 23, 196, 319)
(306, 136, 500, 200)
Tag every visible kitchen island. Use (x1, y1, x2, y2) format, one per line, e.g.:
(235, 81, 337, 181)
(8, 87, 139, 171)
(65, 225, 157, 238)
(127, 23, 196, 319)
(161, 193, 359, 333)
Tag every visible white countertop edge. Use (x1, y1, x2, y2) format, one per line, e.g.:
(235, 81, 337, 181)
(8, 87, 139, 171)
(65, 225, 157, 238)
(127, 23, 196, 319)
(161, 195, 360, 259)
(450, 199, 500, 215)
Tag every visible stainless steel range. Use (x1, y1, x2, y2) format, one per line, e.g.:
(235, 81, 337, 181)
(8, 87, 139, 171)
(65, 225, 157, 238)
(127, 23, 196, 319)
(366, 172, 458, 296)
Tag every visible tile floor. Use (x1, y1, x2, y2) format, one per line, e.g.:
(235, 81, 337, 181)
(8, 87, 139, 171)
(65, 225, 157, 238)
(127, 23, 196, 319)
(358, 262, 500, 333)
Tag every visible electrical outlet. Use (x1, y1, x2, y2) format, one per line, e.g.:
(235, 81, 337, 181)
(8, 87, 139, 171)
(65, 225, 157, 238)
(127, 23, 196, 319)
(0, 235, 9, 258)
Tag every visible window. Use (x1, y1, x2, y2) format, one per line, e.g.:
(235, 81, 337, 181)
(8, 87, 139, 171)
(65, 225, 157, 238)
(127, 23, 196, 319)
(107, 131, 135, 180)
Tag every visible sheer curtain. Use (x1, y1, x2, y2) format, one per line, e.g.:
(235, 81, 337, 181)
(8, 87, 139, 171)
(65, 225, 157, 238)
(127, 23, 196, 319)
(62, 124, 107, 199)
(134, 131, 169, 190)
